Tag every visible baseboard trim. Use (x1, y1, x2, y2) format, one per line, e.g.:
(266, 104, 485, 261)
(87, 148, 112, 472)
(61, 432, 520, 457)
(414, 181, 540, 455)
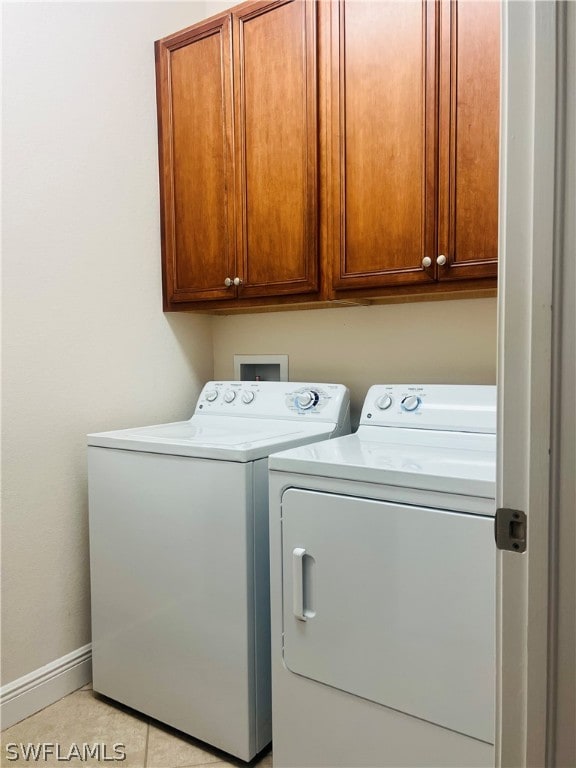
(1, 644, 92, 730)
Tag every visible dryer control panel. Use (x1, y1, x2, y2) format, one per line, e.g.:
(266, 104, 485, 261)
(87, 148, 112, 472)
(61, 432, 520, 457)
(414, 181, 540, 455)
(360, 385, 497, 433)
(195, 381, 351, 426)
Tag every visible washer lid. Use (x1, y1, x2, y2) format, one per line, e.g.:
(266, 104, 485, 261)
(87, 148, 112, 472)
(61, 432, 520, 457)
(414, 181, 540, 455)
(87, 416, 337, 462)
(269, 427, 496, 500)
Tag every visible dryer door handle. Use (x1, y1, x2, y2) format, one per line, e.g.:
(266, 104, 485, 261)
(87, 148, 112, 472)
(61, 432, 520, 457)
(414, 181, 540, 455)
(292, 548, 307, 621)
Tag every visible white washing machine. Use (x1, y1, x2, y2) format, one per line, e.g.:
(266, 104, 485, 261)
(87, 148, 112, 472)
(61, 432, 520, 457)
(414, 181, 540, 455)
(87, 380, 350, 762)
(268, 384, 497, 768)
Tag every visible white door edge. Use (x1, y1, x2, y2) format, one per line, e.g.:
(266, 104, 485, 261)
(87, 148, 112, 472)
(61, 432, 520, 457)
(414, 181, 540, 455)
(497, 2, 567, 766)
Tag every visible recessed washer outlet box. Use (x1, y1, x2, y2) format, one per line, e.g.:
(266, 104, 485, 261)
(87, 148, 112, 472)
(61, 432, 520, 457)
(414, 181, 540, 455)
(233, 355, 289, 382)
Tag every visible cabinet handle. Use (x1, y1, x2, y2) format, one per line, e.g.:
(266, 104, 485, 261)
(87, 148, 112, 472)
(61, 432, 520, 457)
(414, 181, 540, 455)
(233, 277, 243, 286)
(224, 277, 232, 287)
(422, 256, 432, 268)
(437, 254, 447, 266)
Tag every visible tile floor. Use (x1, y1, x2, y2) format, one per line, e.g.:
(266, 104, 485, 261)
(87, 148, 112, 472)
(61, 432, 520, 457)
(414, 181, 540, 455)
(1, 684, 272, 768)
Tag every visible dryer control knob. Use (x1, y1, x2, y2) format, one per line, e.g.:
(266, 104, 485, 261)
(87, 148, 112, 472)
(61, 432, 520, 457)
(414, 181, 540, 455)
(375, 394, 393, 411)
(401, 395, 421, 412)
(224, 390, 236, 403)
(205, 389, 219, 402)
(295, 390, 318, 410)
(241, 391, 255, 404)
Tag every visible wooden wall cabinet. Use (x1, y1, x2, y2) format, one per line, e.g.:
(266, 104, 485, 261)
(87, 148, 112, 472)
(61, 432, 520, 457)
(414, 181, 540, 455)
(327, 0, 499, 300)
(437, 0, 500, 282)
(156, 0, 499, 313)
(156, 0, 319, 311)
(156, 14, 235, 305)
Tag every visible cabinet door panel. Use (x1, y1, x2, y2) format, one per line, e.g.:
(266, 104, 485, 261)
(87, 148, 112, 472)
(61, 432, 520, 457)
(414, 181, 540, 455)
(438, 0, 499, 280)
(330, 1, 436, 291)
(234, 0, 319, 298)
(156, 17, 236, 304)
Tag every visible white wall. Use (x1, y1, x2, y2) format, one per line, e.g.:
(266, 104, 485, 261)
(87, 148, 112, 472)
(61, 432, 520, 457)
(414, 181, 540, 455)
(213, 299, 498, 427)
(1, 1, 214, 685)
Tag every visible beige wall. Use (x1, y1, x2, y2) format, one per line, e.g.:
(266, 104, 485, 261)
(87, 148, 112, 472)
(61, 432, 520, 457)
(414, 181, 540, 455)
(213, 298, 498, 427)
(1, 1, 214, 685)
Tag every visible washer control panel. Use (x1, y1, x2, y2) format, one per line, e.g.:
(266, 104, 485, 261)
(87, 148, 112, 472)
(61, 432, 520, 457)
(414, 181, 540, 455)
(195, 381, 350, 424)
(360, 384, 497, 433)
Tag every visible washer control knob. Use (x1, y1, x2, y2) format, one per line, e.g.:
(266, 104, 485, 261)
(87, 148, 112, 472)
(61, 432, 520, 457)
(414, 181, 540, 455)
(224, 390, 236, 403)
(401, 395, 421, 412)
(295, 390, 317, 410)
(375, 394, 393, 411)
(205, 389, 219, 402)
(241, 391, 255, 404)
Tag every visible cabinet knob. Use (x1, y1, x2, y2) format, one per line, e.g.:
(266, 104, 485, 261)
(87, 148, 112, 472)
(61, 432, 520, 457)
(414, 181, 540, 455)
(422, 256, 432, 268)
(224, 277, 232, 287)
(437, 254, 447, 266)
(233, 277, 243, 286)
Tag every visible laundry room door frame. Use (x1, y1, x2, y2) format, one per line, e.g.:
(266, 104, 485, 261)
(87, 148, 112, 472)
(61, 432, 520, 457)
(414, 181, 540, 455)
(497, 1, 572, 766)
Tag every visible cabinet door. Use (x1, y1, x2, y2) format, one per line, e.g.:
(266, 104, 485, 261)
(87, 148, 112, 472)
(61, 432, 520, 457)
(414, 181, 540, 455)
(329, 1, 437, 292)
(232, 0, 319, 299)
(156, 16, 236, 305)
(437, 0, 500, 281)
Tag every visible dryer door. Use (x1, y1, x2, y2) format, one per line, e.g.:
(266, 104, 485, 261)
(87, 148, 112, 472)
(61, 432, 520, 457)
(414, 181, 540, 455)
(281, 488, 495, 744)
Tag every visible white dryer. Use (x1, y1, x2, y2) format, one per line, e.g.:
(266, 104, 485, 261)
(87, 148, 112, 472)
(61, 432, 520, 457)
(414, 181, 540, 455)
(268, 384, 497, 768)
(87, 381, 350, 762)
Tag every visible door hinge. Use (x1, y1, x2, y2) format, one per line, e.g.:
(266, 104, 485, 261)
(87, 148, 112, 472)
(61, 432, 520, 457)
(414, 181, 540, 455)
(495, 508, 527, 552)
